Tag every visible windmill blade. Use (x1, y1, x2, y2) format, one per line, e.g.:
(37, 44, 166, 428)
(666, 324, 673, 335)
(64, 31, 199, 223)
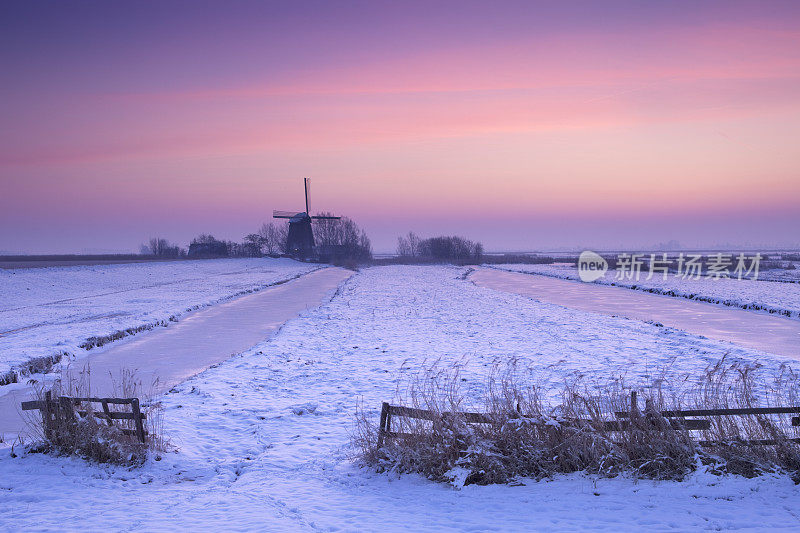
(304, 177, 311, 215)
(311, 215, 341, 220)
(273, 210, 303, 218)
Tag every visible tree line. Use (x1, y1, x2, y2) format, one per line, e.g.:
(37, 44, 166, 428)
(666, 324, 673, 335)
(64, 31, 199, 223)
(140, 224, 489, 265)
(396, 232, 483, 261)
(139, 215, 372, 260)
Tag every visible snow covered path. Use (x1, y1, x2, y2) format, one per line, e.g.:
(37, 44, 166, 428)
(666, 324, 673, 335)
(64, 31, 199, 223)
(2, 266, 799, 531)
(472, 268, 800, 360)
(0, 267, 352, 440)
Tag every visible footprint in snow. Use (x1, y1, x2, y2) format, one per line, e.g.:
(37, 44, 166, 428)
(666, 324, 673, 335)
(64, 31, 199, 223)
(290, 403, 318, 415)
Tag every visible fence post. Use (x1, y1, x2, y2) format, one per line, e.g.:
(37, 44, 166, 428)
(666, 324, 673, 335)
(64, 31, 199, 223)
(378, 402, 390, 448)
(42, 390, 53, 441)
(630, 390, 640, 419)
(59, 396, 76, 424)
(101, 400, 114, 426)
(130, 398, 146, 444)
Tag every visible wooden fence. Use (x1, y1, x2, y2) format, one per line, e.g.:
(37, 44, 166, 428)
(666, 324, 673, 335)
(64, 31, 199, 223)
(614, 392, 800, 447)
(377, 391, 800, 448)
(21, 391, 147, 443)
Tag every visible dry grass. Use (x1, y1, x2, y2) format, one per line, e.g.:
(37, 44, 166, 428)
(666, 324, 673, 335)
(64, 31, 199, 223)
(24, 365, 167, 465)
(690, 359, 800, 477)
(0, 352, 69, 386)
(354, 358, 800, 486)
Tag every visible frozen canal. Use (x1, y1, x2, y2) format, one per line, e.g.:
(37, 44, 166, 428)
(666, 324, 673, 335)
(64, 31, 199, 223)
(0, 267, 352, 440)
(471, 268, 800, 360)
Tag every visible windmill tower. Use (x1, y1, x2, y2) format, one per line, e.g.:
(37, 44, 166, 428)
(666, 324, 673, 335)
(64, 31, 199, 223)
(273, 178, 341, 258)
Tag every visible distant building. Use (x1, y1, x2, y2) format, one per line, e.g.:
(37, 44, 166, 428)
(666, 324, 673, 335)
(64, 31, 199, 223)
(187, 240, 228, 257)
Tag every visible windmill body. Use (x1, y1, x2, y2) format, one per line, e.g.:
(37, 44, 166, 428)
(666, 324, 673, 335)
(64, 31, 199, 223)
(273, 178, 340, 258)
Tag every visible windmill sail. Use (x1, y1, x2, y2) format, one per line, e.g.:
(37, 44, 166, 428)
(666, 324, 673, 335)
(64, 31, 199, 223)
(304, 177, 311, 215)
(273, 210, 304, 219)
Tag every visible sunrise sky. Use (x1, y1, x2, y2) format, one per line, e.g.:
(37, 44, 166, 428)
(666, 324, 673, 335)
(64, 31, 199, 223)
(2, 1, 799, 253)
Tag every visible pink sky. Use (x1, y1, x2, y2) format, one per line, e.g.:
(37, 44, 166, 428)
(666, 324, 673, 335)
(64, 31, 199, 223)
(1, 1, 799, 253)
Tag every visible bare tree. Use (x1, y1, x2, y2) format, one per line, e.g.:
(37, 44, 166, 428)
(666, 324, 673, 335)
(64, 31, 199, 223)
(313, 212, 372, 260)
(243, 234, 262, 257)
(257, 222, 288, 255)
(313, 217, 338, 248)
(397, 231, 422, 257)
(396, 233, 483, 262)
(256, 223, 271, 255)
(148, 238, 166, 256)
(275, 223, 289, 254)
(141, 237, 185, 257)
(192, 234, 218, 245)
(418, 235, 483, 261)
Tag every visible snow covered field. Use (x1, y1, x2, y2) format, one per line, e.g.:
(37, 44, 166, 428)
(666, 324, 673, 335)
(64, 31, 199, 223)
(0, 258, 317, 384)
(492, 263, 800, 320)
(2, 265, 799, 530)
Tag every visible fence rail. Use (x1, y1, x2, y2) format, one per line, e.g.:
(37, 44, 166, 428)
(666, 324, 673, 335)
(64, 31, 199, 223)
(616, 406, 800, 418)
(377, 391, 800, 449)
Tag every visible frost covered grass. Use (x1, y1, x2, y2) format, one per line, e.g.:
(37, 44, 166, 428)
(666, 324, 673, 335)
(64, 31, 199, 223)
(493, 263, 800, 319)
(691, 359, 800, 478)
(353, 361, 694, 486)
(356, 358, 800, 487)
(0, 258, 316, 384)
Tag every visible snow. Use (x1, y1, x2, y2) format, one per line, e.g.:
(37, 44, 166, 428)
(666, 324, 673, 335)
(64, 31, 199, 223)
(492, 263, 800, 320)
(0, 258, 317, 382)
(2, 265, 799, 530)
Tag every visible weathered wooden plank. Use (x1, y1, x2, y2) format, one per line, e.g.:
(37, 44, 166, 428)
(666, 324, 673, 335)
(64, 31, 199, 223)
(601, 419, 710, 431)
(75, 410, 143, 420)
(100, 400, 114, 427)
(387, 405, 437, 420)
(21, 400, 45, 411)
(671, 419, 711, 430)
(380, 403, 799, 447)
(67, 397, 135, 405)
(59, 396, 77, 425)
(381, 422, 709, 440)
(130, 397, 146, 443)
(700, 438, 800, 447)
(43, 391, 53, 441)
(385, 404, 710, 431)
(24, 398, 145, 419)
(616, 406, 800, 418)
(377, 402, 390, 448)
(388, 405, 493, 424)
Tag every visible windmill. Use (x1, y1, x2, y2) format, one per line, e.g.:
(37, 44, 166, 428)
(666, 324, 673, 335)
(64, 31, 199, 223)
(273, 178, 341, 258)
